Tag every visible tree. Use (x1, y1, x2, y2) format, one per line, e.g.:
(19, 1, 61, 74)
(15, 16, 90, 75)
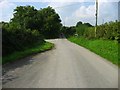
(76, 21, 83, 27)
(11, 6, 38, 30)
(2, 6, 44, 56)
(39, 6, 62, 38)
(2, 5, 62, 56)
(84, 23, 93, 27)
(61, 26, 76, 37)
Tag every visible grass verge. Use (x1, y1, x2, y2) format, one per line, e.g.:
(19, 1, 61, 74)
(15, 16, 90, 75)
(2, 41, 54, 64)
(68, 36, 118, 66)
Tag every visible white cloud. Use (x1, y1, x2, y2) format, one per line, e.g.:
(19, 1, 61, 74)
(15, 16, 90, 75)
(0, 0, 16, 22)
(55, 1, 118, 26)
(8, 0, 85, 2)
(98, 2, 118, 24)
(47, 2, 96, 26)
(47, 2, 80, 26)
(74, 5, 95, 18)
(0, 0, 118, 26)
(6, 0, 119, 2)
(60, 3, 96, 26)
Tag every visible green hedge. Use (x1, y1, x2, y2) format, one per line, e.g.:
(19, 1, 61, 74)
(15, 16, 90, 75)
(2, 22, 44, 56)
(2, 42, 54, 64)
(76, 21, 119, 41)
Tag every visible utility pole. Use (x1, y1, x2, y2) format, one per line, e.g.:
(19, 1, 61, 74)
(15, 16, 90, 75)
(95, 0, 98, 37)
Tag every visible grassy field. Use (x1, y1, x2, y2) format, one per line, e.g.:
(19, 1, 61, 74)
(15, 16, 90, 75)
(68, 36, 118, 66)
(2, 41, 54, 64)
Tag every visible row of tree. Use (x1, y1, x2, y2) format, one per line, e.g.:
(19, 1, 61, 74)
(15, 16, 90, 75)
(61, 21, 93, 38)
(11, 6, 62, 38)
(2, 5, 119, 56)
(84, 21, 119, 40)
(61, 26, 76, 37)
(62, 20, 119, 41)
(2, 6, 62, 56)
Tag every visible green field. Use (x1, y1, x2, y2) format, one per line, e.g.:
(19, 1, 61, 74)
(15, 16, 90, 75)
(68, 36, 118, 66)
(2, 42, 54, 64)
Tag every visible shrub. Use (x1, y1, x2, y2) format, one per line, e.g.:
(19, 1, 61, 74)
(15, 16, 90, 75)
(2, 23, 44, 56)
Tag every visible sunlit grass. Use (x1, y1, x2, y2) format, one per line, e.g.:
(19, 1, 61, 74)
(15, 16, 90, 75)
(2, 42, 54, 64)
(68, 36, 118, 66)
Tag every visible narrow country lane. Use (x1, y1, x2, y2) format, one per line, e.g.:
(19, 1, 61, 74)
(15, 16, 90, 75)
(2, 39, 118, 88)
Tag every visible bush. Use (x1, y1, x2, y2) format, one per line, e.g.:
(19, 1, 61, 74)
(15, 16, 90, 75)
(2, 5, 62, 57)
(97, 21, 119, 40)
(84, 27, 95, 39)
(61, 26, 76, 37)
(77, 21, 119, 40)
(2, 22, 44, 56)
(76, 24, 87, 36)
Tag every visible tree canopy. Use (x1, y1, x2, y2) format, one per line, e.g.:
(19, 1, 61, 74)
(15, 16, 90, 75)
(39, 6, 62, 38)
(2, 6, 62, 56)
(11, 6, 62, 38)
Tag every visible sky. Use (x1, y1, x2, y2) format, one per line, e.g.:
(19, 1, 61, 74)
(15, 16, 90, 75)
(0, 0, 119, 26)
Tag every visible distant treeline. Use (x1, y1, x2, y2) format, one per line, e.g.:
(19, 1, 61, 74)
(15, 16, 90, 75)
(2, 5, 119, 57)
(2, 6, 62, 56)
(62, 20, 119, 41)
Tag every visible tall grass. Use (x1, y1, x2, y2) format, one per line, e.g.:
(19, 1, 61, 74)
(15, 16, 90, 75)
(68, 36, 118, 66)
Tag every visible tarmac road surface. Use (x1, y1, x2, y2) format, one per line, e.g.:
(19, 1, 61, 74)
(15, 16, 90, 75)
(2, 39, 118, 88)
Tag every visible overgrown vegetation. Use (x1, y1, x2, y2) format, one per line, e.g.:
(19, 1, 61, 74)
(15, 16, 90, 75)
(62, 21, 119, 41)
(85, 21, 119, 40)
(2, 22, 44, 56)
(2, 42, 54, 64)
(62, 20, 119, 66)
(68, 36, 118, 65)
(61, 26, 76, 37)
(2, 6, 61, 64)
(1, 5, 119, 66)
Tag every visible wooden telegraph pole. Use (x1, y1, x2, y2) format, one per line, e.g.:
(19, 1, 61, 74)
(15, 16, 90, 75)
(95, 0, 98, 37)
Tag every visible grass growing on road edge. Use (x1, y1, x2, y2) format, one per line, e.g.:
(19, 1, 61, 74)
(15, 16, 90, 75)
(2, 42, 54, 64)
(68, 36, 118, 66)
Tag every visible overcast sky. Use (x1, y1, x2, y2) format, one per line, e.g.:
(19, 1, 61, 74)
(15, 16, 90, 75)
(0, 0, 119, 26)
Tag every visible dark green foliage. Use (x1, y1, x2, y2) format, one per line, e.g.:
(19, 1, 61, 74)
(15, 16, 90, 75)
(2, 42, 54, 64)
(96, 21, 119, 40)
(11, 6, 38, 30)
(76, 21, 93, 37)
(68, 21, 119, 66)
(61, 21, 93, 38)
(39, 6, 62, 39)
(2, 22, 44, 56)
(2, 6, 61, 57)
(76, 21, 82, 27)
(76, 21, 119, 41)
(11, 6, 62, 39)
(61, 26, 76, 37)
(76, 24, 87, 36)
(97, 21, 118, 40)
(84, 27, 95, 39)
(118, 22, 120, 43)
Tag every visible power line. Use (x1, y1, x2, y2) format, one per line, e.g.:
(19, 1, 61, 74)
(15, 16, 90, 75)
(53, 3, 80, 26)
(53, 3, 80, 9)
